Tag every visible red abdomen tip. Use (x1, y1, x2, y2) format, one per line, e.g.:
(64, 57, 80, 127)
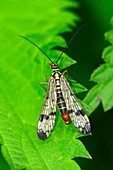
(61, 112, 69, 124)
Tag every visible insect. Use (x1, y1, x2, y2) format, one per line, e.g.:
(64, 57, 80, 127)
(18, 29, 91, 140)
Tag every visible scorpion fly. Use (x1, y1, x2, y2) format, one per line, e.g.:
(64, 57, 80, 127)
(18, 29, 91, 140)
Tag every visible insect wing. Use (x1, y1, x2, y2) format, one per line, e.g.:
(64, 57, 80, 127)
(60, 76, 91, 134)
(38, 77, 57, 140)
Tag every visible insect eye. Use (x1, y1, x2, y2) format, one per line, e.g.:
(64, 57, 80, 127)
(53, 65, 59, 69)
(50, 64, 59, 69)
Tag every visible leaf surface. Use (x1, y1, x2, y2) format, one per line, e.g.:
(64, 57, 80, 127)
(84, 17, 113, 112)
(0, 0, 91, 169)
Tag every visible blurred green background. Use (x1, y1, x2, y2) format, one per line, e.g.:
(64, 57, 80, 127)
(0, 0, 113, 169)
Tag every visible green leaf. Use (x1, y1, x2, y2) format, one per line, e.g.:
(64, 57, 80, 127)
(67, 78, 87, 94)
(0, 0, 91, 169)
(84, 17, 113, 112)
(0, 108, 91, 170)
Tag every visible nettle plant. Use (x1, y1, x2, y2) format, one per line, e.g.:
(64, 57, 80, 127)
(0, 0, 113, 169)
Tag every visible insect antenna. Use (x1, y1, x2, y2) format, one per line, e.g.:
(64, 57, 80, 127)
(55, 25, 84, 64)
(18, 35, 54, 63)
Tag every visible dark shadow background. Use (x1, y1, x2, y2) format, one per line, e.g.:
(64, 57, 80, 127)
(1, 0, 113, 169)
(66, 0, 113, 170)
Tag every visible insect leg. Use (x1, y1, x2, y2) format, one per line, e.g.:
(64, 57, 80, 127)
(62, 70, 68, 76)
(39, 82, 48, 91)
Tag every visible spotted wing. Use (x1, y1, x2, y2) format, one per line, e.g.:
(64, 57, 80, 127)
(60, 76, 91, 134)
(38, 77, 57, 140)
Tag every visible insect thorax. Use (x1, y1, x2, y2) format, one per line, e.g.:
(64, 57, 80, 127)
(51, 63, 61, 79)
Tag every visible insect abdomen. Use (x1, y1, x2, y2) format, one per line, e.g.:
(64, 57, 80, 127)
(57, 90, 66, 112)
(54, 73, 69, 124)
